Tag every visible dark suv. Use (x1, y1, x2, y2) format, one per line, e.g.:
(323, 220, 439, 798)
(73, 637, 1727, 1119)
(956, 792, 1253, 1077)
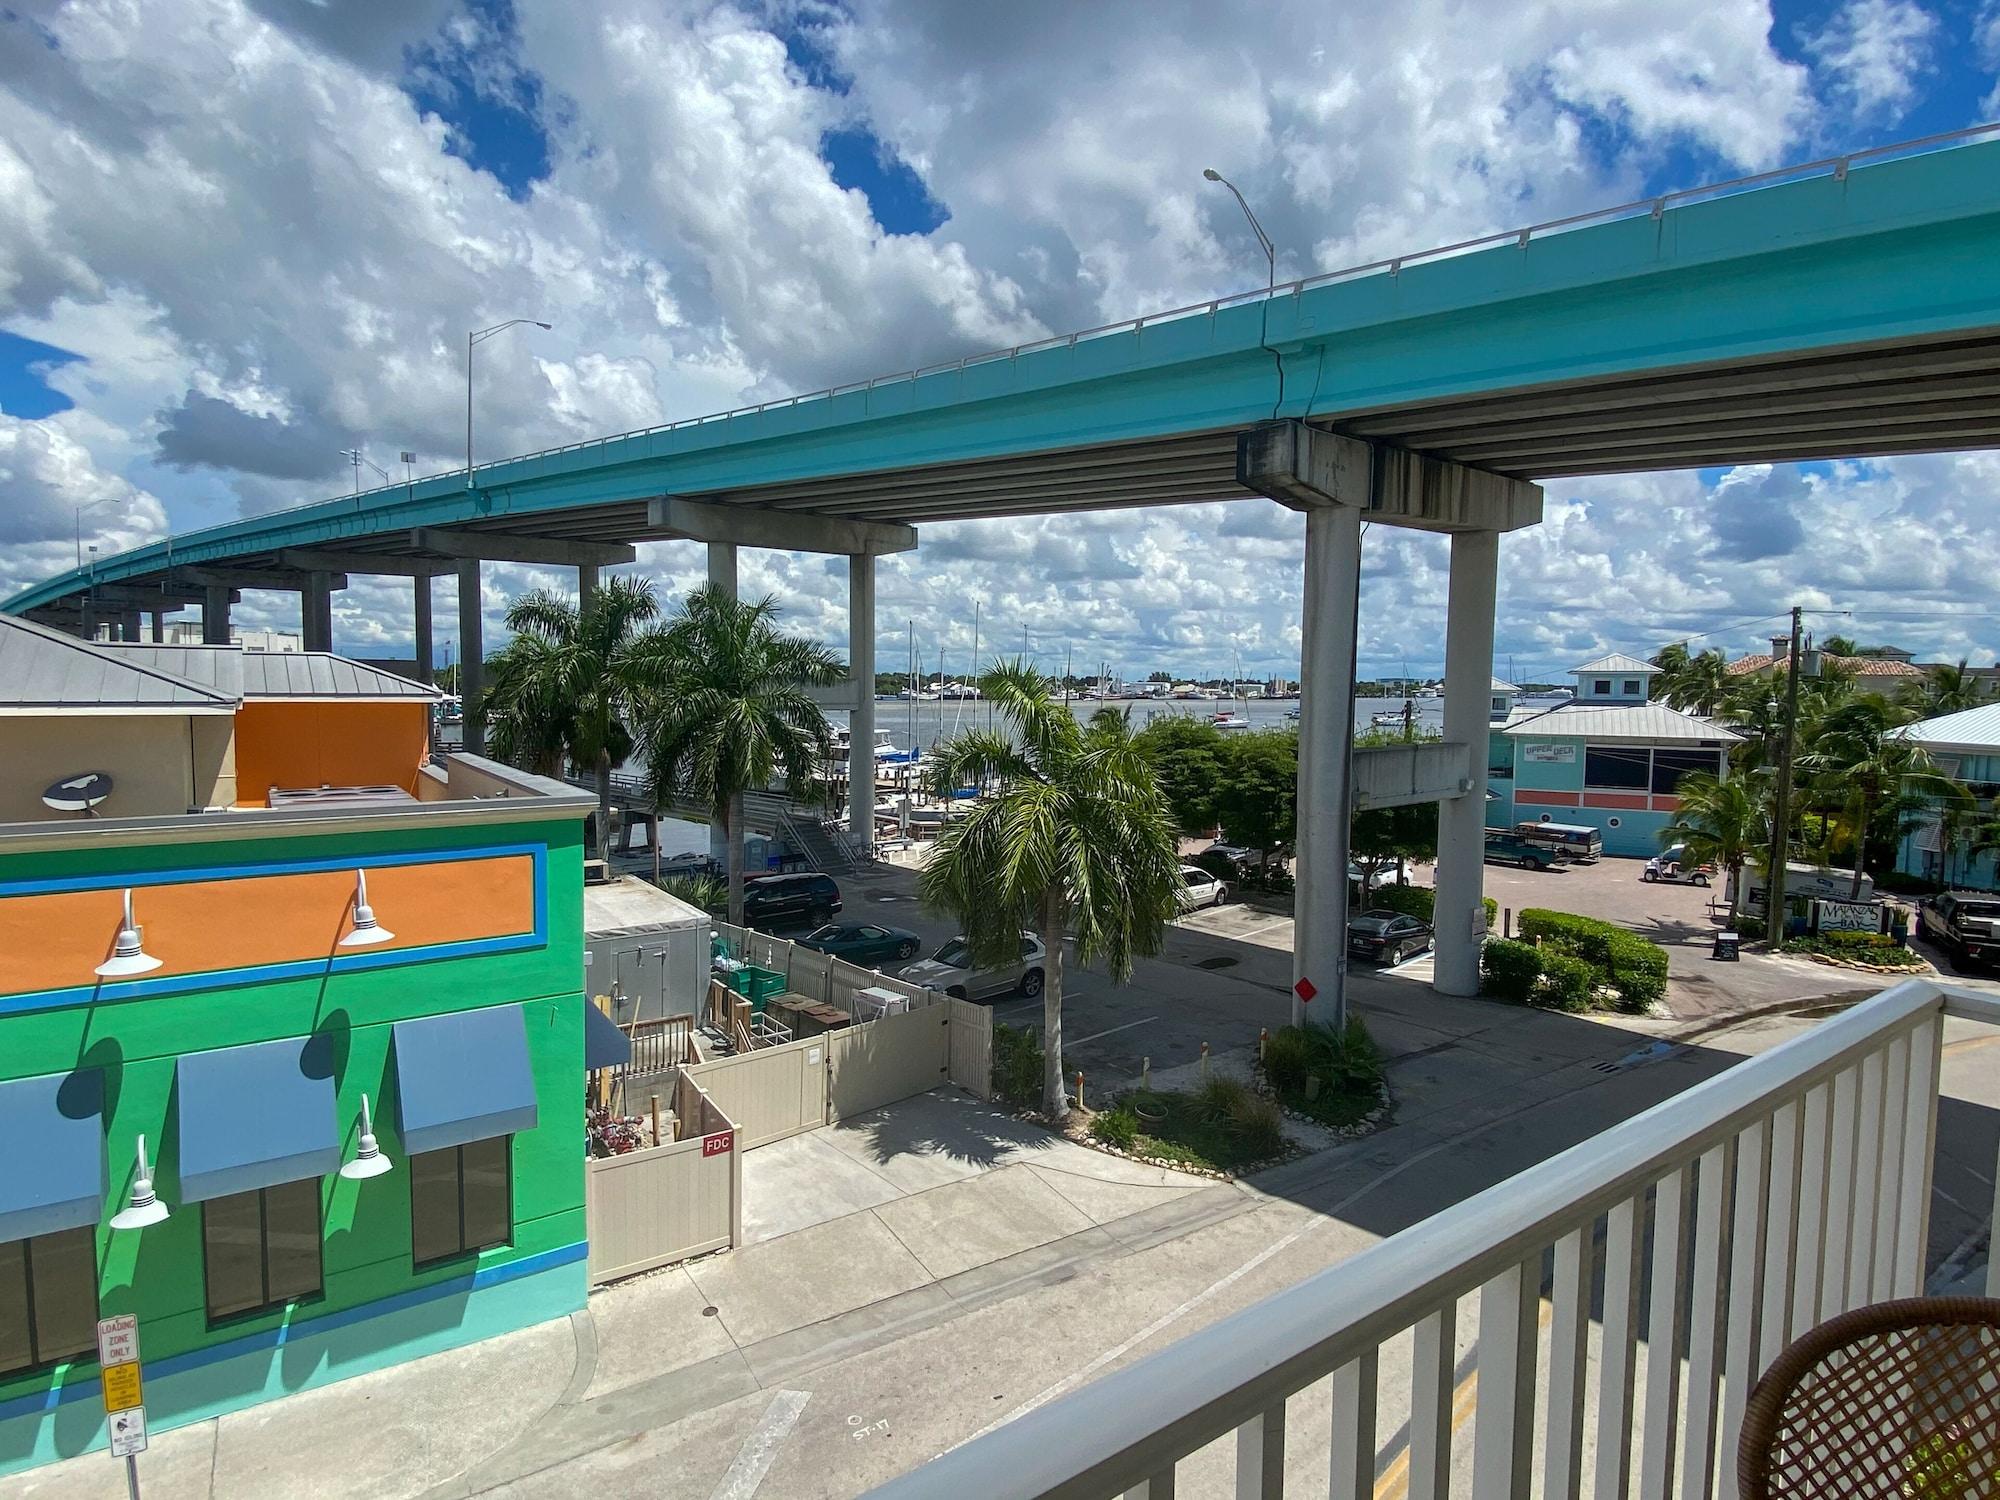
(741, 872, 842, 930)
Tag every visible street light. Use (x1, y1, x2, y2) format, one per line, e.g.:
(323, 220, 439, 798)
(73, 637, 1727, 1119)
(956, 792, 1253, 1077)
(1202, 168, 1276, 294)
(74, 498, 115, 569)
(466, 319, 552, 488)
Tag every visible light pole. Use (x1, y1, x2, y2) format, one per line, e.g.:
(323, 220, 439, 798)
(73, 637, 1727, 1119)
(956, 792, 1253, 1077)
(1202, 168, 1275, 294)
(466, 319, 552, 488)
(75, 498, 115, 568)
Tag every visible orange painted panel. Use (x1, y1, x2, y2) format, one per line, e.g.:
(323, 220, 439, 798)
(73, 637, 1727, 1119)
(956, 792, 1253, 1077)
(1580, 792, 1650, 810)
(0, 855, 533, 999)
(1514, 789, 1581, 807)
(234, 702, 429, 805)
(1652, 795, 1682, 812)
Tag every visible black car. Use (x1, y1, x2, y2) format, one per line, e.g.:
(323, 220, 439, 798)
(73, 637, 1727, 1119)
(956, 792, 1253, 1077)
(1347, 910, 1433, 965)
(741, 872, 842, 929)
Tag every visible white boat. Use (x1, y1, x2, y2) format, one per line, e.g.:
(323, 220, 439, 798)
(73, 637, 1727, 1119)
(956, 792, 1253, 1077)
(1284, 706, 1301, 722)
(1371, 709, 1410, 728)
(1210, 711, 1253, 730)
(829, 726, 902, 761)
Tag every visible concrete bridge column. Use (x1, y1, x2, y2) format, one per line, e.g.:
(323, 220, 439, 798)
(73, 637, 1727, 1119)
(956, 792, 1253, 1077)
(578, 563, 598, 615)
(304, 572, 334, 653)
(202, 585, 231, 645)
(1293, 498, 1365, 1027)
(457, 559, 484, 756)
(848, 553, 877, 857)
(413, 574, 434, 684)
(1433, 529, 1500, 996)
(149, 611, 166, 643)
(707, 541, 737, 867)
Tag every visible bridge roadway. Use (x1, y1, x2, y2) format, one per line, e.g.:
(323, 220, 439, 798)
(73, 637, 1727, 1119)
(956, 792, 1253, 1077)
(12, 124, 2000, 1024)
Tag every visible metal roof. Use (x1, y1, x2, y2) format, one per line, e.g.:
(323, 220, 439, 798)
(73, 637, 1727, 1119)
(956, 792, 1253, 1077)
(93, 643, 245, 698)
(0, 616, 236, 713)
(1569, 653, 1659, 676)
(1889, 701, 2000, 754)
(1503, 702, 1744, 743)
(237, 652, 439, 701)
(1491, 677, 1517, 693)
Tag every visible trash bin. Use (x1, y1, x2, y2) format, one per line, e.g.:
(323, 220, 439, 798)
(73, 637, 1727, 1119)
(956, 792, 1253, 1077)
(1712, 930, 1741, 962)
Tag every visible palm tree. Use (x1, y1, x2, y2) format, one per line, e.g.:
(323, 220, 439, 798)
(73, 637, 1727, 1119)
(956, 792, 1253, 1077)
(484, 577, 662, 856)
(1657, 648, 1730, 717)
(1658, 772, 1767, 926)
(920, 664, 1181, 1119)
(1651, 642, 1692, 703)
(1798, 693, 1961, 896)
(1902, 658, 1986, 720)
(636, 584, 845, 926)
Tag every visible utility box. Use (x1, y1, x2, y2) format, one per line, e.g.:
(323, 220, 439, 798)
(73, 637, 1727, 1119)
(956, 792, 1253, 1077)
(584, 876, 711, 1025)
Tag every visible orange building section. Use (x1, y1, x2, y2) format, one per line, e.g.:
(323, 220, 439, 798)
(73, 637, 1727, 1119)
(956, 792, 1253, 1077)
(0, 854, 535, 999)
(233, 701, 430, 805)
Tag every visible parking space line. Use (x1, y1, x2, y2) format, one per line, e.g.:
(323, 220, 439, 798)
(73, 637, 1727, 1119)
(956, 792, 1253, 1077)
(1067, 1016, 1158, 1048)
(708, 1389, 811, 1500)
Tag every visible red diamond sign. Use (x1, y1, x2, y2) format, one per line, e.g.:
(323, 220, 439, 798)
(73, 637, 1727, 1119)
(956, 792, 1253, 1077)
(1293, 977, 1317, 1004)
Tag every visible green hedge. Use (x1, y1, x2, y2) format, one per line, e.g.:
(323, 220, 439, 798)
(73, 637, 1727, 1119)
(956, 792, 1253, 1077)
(1480, 938, 1543, 1003)
(1517, 908, 1669, 1014)
(992, 1023, 1044, 1107)
(1369, 884, 1500, 931)
(1539, 953, 1597, 1012)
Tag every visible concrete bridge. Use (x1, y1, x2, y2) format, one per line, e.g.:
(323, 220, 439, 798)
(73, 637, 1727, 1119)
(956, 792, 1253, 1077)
(12, 124, 2000, 1023)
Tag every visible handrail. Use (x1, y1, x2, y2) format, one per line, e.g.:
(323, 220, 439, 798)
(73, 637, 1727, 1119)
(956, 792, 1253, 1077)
(38, 120, 2000, 598)
(867, 978, 1961, 1498)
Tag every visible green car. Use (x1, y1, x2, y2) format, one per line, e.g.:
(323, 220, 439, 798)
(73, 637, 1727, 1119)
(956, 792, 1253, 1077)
(798, 921, 924, 967)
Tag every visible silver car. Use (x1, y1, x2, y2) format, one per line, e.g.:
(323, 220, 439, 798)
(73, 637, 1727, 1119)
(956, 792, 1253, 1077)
(897, 932, 1047, 1001)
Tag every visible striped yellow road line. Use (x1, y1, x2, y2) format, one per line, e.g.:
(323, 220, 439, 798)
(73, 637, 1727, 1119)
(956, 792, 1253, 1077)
(1372, 1299, 1555, 1499)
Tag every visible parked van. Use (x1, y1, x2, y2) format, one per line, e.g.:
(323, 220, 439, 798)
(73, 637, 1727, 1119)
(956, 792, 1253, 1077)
(1513, 821, 1603, 863)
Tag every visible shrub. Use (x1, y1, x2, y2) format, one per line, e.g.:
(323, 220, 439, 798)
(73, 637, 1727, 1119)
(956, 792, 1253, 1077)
(1090, 1106, 1140, 1149)
(1370, 883, 1434, 921)
(1194, 1075, 1254, 1127)
(1260, 1027, 1314, 1095)
(1539, 953, 1596, 1012)
(1517, 908, 1669, 1013)
(1816, 929, 1897, 949)
(992, 1023, 1044, 1107)
(1481, 938, 1544, 1002)
(1225, 1091, 1287, 1160)
(1733, 915, 1766, 940)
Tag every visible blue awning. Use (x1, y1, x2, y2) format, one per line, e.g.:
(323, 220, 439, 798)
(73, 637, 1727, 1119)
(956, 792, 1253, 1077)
(392, 1004, 538, 1156)
(0, 1071, 103, 1243)
(176, 1036, 339, 1203)
(584, 1002, 631, 1071)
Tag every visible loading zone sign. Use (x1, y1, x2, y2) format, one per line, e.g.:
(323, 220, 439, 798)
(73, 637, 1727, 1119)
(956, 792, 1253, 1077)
(96, 1314, 147, 1459)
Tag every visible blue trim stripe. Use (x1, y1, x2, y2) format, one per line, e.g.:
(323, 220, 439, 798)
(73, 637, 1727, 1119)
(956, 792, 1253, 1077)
(0, 844, 547, 1013)
(0, 1241, 588, 1422)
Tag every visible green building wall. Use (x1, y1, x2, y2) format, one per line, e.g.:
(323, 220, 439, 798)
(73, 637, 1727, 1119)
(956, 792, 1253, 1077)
(0, 811, 587, 1473)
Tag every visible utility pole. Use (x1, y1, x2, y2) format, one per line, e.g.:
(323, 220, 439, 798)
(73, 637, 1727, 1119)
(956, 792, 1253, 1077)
(1765, 605, 1803, 949)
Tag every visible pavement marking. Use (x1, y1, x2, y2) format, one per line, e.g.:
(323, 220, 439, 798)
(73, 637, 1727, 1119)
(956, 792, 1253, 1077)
(1067, 1015, 1159, 1048)
(708, 1389, 811, 1500)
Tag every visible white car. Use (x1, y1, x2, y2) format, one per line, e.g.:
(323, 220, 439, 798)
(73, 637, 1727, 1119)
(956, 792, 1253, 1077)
(898, 932, 1047, 1001)
(1176, 864, 1227, 911)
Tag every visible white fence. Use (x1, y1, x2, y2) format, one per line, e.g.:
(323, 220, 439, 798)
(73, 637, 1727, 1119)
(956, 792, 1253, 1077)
(586, 1071, 741, 1284)
(712, 922, 939, 1012)
(867, 980, 2000, 1499)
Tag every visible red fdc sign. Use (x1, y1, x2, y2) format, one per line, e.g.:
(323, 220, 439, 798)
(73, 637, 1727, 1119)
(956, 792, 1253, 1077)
(1294, 977, 1318, 1004)
(702, 1130, 734, 1157)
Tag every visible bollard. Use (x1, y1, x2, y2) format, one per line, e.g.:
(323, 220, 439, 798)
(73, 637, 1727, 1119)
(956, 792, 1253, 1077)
(1504, 906, 1513, 939)
(1258, 1027, 1268, 1060)
(649, 1094, 662, 1146)
(1075, 1071, 1085, 1111)
(1200, 1041, 1211, 1084)
(1141, 1056, 1151, 1090)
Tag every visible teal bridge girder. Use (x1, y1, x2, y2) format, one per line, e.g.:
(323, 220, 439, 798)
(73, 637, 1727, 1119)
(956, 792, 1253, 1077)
(11, 124, 2000, 618)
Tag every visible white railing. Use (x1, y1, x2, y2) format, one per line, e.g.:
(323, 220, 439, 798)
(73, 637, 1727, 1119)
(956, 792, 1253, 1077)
(868, 979, 2000, 1500)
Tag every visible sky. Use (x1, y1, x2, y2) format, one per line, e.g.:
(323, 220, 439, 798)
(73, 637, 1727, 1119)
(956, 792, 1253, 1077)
(1, 0, 1997, 682)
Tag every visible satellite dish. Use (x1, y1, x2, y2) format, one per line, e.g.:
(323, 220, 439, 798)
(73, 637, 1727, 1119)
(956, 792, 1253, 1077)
(43, 771, 113, 816)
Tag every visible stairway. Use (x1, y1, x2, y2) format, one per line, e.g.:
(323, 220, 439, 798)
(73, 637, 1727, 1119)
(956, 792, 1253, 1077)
(781, 812, 862, 874)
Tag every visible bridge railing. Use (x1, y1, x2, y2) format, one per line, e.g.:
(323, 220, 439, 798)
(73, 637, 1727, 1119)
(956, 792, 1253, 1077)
(865, 980, 1998, 1500)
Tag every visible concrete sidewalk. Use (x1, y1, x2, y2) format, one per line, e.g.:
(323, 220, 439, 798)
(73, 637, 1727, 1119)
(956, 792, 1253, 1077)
(14, 1091, 1219, 1500)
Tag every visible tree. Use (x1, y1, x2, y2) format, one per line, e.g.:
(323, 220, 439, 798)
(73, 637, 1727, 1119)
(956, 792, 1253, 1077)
(1212, 730, 1297, 860)
(1350, 802, 1437, 899)
(1658, 772, 1767, 925)
(483, 577, 663, 857)
(636, 584, 846, 926)
(920, 664, 1181, 1118)
(1798, 693, 1960, 896)
(1657, 649, 1730, 717)
(1819, 635, 1858, 658)
(1133, 716, 1228, 834)
(1902, 659, 1986, 720)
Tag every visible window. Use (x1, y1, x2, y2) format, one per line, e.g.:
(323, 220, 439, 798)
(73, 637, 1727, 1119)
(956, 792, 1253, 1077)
(1584, 745, 1651, 789)
(1622, 679, 1640, 695)
(1592, 678, 1612, 696)
(0, 1227, 98, 1375)
(410, 1138, 512, 1268)
(1652, 748, 1724, 794)
(202, 1178, 323, 1322)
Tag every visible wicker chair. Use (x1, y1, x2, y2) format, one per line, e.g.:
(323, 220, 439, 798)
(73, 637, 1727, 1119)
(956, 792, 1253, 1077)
(1737, 1296, 2000, 1497)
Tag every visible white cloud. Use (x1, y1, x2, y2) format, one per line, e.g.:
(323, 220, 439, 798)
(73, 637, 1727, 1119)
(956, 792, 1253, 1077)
(1802, 0, 1939, 121)
(0, 0, 1992, 679)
